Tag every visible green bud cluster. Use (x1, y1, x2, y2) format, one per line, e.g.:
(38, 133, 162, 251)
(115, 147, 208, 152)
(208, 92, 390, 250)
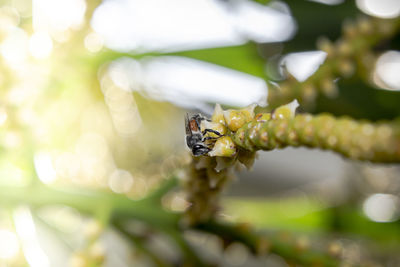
(184, 104, 259, 223)
(268, 16, 400, 109)
(185, 100, 400, 224)
(184, 156, 234, 224)
(233, 111, 400, 163)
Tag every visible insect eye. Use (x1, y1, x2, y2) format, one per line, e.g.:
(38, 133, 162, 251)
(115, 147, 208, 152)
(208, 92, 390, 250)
(186, 137, 194, 147)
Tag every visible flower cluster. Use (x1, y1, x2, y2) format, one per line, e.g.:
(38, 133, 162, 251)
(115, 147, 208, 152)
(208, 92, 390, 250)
(233, 103, 400, 163)
(267, 16, 400, 108)
(184, 104, 262, 223)
(185, 99, 400, 223)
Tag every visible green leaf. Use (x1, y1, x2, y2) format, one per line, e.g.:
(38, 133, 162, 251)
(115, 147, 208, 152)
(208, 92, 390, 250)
(315, 78, 400, 121)
(283, 0, 359, 53)
(98, 43, 268, 79)
(171, 43, 267, 79)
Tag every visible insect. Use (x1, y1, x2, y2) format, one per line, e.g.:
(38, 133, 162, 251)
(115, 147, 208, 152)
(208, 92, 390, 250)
(185, 113, 223, 156)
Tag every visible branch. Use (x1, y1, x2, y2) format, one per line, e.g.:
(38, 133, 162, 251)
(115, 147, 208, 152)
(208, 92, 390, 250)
(183, 102, 400, 226)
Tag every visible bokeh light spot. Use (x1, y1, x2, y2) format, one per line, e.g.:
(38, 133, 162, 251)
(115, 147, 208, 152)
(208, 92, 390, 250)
(33, 0, 86, 33)
(0, 229, 20, 259)
(0, 27, 29, 68)
(0, 108, 8, 126)
(109, 169, 134, 194)
(34, 151, 57, 184)
(84, 32, 104, 53)
(0, 6, 20, 31)
(13, 208, 50, 267)
(356, 0, 400, 18)
(374, 51, 400, 91)
(29, 31, 53, 59)
(12, 0, 32, 17)
(363, 193, 400, 222)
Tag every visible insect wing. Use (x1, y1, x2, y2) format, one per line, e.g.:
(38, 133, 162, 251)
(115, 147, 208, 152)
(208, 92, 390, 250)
(185, 113, 192, 136)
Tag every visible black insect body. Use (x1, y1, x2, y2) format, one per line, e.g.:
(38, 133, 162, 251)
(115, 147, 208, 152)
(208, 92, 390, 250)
(185, 114, 223, 156)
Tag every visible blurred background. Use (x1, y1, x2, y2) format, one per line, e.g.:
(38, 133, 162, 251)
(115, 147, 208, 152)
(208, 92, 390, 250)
(0, 0, 400, 266)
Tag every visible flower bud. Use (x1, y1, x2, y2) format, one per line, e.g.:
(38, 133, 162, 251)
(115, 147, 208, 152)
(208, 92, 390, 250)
(320, 78, 338, 98)
(272, 99, 299, 120)
(317, 37, 334, 57)
(338, 59, 355, 78)
(209, 136, 237, 157)
(211, 104, 226, 124)
(237, 150, 257, 170)
(254, 113, 271, 122)
(357, 16, 373, 34)
(343, 19, 357, 38)
(215, 156, 236, 172)
(223, 104, 256, 131)
(301, 84, 317, 103)
(328, 241, 342, 257)
(336, 40, 352, 56)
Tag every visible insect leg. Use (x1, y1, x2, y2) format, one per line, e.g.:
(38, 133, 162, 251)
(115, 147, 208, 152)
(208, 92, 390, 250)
(202, 136, 219, 142)
(202, 128, 223, 136)
(194, 115, 211, 128)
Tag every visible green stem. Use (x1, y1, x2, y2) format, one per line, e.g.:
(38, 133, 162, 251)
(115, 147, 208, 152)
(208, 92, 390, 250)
(113, 221, 172, 267)
(145, 177, 179, 203)
(0, 179, 180, 229)
(162, 228, 205, 267)
(195, 220, 340, 267)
